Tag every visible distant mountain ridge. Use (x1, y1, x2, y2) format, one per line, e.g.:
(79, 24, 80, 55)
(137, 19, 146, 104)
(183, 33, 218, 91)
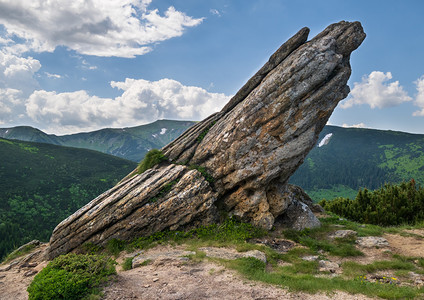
(0, 120, 196, 162)
(3, 121, 424, 202)
(0, 137, 137, 260)
(290, 125, 424, 201)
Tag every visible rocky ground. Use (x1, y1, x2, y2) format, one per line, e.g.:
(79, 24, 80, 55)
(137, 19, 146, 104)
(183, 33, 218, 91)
(2, 226, 424, 300)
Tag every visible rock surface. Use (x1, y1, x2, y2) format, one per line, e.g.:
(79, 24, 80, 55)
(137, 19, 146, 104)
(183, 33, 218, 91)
(357, 236, 390, 248)
(47, 21, 365, 259)
(329, 230, 358, 239)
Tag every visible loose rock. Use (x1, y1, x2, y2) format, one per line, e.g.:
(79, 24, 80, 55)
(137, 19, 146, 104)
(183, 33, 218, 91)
(328, 230, 357, 239)
(357, 237, 389, 248)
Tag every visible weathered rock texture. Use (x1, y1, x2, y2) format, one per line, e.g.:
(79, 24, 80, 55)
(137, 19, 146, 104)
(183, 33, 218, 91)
(47, 21, 365, 259)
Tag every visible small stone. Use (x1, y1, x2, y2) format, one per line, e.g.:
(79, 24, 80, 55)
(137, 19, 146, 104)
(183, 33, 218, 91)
(0, 266, 11, 272)
(199, 247, 267, 263)
(24, 270, 38, 277)
(144, 284, 150, 288)
(356, 236, 389, 248)
(302, 255, 319, 261)
(152, 277, 159, 282)
(328, 230, 357, 239)
(318, 260, 339, 273)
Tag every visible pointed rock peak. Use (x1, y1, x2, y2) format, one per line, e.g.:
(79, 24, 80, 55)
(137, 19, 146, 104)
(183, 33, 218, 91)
(46, 21, 365, 260)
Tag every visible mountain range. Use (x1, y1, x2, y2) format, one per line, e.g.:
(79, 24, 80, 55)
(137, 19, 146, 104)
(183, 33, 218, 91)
(0, 120, 196, 162)
(290, 125, 424, 201)
(0, 138, 136, 259)
(2, 120, 424, 202)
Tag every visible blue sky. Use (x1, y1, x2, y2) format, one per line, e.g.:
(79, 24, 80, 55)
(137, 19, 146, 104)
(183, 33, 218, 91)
(0, 0, 423, 134)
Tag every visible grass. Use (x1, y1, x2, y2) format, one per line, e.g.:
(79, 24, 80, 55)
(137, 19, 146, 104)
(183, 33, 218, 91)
(197, 121, 216, 143)
(282, 222, 364, 258)
(122, 257, 133, 271)
(222, 257, 420, 299)
(149, 180, 179, 203)
(2, 243, 37, 264)
(28, 215, 424, 299)
(137, 149, 167, 174)
(306, 185, 358, 203)
(189, 165, 215, 184)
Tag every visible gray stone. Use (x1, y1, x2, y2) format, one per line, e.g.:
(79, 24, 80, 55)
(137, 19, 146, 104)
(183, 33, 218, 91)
(302, 255, 319, 261)
(279, 199, 321, 231)
(46, 21, 365, 259)
(328, 230, 357, 239)
(356, 236, 389, 248)
(318, 260, 340, 273)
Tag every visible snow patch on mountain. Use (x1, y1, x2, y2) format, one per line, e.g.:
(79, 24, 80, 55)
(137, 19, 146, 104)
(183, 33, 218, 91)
(318, 133, 333, 147)
(160, 128, 167, 135)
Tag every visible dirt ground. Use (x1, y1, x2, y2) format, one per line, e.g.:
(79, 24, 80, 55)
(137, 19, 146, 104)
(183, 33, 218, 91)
(1, 230, 424, 300)
(102, 256, 370, 300)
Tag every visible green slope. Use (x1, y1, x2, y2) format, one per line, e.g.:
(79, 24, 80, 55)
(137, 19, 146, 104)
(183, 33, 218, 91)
(290, 126, 424, 201)
(58, 120, 196, 162)
(0, 138, 137, 260)
(0, 120, 195, 162)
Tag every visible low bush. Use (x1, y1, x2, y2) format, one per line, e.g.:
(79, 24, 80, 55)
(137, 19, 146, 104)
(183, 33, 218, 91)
(137, 149, 167, 174)
(27, 253, 116, 300)
(319, 180, 424, 226)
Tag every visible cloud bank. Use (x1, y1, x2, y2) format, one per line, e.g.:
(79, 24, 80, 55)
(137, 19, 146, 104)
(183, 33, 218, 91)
(23, 78, 230, 134)
(0, 0, 203, 57)
(340, 71, 412, 109)
(413, 76, 424, 116)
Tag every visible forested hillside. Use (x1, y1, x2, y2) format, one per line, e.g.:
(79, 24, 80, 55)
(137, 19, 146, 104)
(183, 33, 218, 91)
(3, 121, 424, 205)
(0, 138, 137, 260)
(0, 120, 195, 162)
(290, 126, 424, 201)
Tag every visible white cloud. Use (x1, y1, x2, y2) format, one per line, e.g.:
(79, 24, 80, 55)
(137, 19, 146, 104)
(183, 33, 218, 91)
(0, 0, 203, 58)
(210, 9, 221, 17)
(342, 122, 366, 128)
(24, 78, 230, 134)
(340, 71, 412, 109)
(0, 88, 23, 124)
(412, 76, 424, 116)
(0, 50, 40, 95)
(45, 72, 61, 79)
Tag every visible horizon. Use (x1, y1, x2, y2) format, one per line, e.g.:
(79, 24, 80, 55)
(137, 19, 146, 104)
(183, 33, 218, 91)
(2, 119, 424, 138)
(1, 1, 424, 134)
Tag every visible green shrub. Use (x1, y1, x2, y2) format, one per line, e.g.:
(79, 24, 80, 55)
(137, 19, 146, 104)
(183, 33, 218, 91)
(2, 243, 36, 263)
(106, 239, 126, 257)
(137, 149, 167, 174)
(197, 121, 216, 143)
(27, 253, 116, 300)
(149, 180, 179, 203)
(189, 165, 215, 183)
(319, 180, 424, 226)
(130, 218, 265, 250)
(122, 257, 133, 271)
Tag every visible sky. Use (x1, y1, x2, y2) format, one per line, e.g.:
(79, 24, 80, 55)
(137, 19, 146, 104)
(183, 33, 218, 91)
(0, 0, 424, 135)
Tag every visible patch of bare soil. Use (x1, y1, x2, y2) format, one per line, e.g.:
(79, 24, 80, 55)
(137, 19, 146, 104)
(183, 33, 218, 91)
(103, 246, 371, 300)
(3, 229, 424, 300)
(329, 246, 393, 266)
(0, 244, 49, 300)
(384, 232, 424, 257)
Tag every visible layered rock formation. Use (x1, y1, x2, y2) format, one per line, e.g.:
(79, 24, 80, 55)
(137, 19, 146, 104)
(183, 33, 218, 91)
(47, 21, 365, 259)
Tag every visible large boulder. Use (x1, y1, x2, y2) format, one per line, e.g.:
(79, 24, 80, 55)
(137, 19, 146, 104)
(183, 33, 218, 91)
(47, 21, 365, 259)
